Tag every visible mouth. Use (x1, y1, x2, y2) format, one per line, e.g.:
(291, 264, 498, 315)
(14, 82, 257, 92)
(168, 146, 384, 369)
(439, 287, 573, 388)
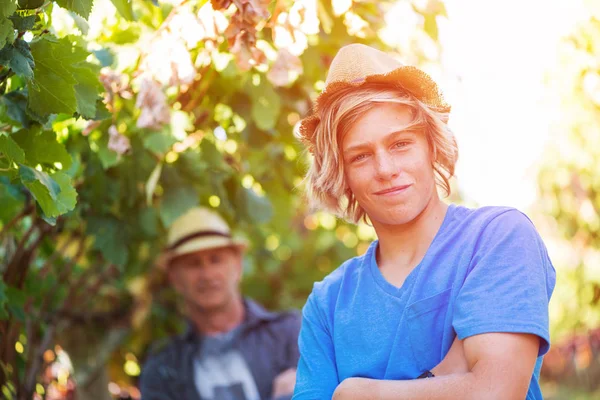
(374, 184, 412, 196)
(197, 283, 221, 292)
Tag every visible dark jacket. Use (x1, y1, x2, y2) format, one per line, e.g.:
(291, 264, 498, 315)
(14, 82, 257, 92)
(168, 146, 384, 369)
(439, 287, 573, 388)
(139, 299, 301, 400)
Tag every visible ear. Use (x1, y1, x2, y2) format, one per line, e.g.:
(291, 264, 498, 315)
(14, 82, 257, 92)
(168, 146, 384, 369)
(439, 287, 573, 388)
(233, 248, 244, 282)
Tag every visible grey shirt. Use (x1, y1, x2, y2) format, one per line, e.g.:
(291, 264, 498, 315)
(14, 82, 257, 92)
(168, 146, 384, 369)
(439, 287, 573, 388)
(194, 325, 260, 400)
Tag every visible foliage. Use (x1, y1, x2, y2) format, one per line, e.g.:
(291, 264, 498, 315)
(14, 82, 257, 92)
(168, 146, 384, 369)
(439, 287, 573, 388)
(537, 8, 600, 392)
(537, 15, 600, 339)
(0, 0, 447, 397)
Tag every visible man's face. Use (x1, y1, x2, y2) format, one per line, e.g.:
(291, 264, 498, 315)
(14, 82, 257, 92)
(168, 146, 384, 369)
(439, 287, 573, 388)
(168, 246, 243, 312)
(341, 102, 438, 227)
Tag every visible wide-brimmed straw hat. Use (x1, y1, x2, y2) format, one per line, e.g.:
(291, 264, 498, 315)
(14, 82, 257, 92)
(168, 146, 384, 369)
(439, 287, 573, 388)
(161, 207, 247, 268)
(298, 43, 450, 153)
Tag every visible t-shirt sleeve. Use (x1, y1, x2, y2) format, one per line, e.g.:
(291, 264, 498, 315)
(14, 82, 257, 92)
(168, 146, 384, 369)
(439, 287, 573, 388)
(452, 209, 556, 356)
(292, 290, 339, 399)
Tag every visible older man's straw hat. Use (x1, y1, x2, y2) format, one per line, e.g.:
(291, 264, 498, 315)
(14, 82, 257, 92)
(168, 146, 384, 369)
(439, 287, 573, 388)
(298, 43, 450, 153)
(163, 207, 247, 266)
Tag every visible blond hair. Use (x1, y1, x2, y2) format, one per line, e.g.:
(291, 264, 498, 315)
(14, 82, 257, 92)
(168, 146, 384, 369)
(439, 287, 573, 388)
(304, 84, 458, 224)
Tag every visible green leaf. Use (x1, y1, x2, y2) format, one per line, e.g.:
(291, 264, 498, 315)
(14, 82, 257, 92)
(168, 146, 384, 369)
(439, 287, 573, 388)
(70, 11, 89, 35)
(110, 0, 134, 21)
(200, 139, 230, 172)
(143, 130, 176, 155)
(9, 14, 36, 31)
(52, 171, 77, 215)
(19, 163, 59, 195)
(139, 207, 159, 238)
(17, 0, 44, 10)
(19, 164, 62, 217)
(0, 178, 25, 222)
(74, 78, 99, 119)
(12, 128, 73, 169)
(27, 38, 78, 115)
(0, 38, 35, 79)
(250, 80, 281, 131)
(26, 37, 101, 117)
(109, 24, 140, 45)
(40, 212, 57, 226)
(87, 216, 129, 267)
(64, 47, 102, 118)
(0, 133, 25, 164)
(0, 17, 15, 49)
(54, 0, 94, 19)
(0, 90, 27, 126)
(237, 187, 273, 224)
(160, 186, 198, 227)
(424, 14, 438, 41)
(0, 90, 33, 128)
(97, 144, 120, 169)
(56, 38, 102, 118)
(0, 1, 17, 18)
(91, 99, 111, 120)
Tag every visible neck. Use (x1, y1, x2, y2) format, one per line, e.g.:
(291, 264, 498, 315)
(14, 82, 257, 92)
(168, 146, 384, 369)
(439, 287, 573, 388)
(373, 197, 449, 271)
(188, 296, 245, 336)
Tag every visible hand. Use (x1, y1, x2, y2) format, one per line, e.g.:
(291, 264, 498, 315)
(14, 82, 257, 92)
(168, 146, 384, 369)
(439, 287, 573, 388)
(431, 336, 469, 376)
(272, 368, 297, 398)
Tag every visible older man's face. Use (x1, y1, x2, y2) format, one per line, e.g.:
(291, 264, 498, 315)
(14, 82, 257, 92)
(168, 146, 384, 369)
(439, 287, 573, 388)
(168, 246, 243, 312)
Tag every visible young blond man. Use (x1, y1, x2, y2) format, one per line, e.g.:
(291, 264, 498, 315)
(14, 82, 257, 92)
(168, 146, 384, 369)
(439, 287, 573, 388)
(292, 44, 556, 400)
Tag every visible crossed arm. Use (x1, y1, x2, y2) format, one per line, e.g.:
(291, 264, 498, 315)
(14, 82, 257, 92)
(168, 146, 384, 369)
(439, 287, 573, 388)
(332, 332, 540, 400)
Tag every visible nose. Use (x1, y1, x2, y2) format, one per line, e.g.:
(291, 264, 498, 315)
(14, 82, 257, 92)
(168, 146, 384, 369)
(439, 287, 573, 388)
(374, 151, 400, 181)
(198, 263, 219, 279)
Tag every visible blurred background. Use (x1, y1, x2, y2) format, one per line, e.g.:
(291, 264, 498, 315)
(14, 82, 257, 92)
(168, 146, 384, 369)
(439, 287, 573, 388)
(0, 0, 599, 398)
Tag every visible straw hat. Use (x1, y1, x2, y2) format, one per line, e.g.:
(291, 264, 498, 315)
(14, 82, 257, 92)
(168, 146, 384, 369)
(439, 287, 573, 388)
(298, 43, 450, 153)
(163, 207, 247, 266)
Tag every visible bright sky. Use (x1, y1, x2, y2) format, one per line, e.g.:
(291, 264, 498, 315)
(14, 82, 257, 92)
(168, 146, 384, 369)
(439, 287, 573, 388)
(439, 0, 587, 210)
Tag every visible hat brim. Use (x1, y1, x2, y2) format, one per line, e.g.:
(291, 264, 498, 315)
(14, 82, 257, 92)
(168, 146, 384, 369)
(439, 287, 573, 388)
(298, 66, 451, 153)
(165, 236, 247, 263)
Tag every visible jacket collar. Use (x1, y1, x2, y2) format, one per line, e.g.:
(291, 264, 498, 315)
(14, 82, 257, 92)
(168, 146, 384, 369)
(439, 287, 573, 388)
(183, 298, 277, 341)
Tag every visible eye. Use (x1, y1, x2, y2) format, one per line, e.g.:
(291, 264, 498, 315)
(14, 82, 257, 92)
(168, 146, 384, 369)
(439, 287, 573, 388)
(351, 153, 368, 163)
(393, 141, 410, 149)
(209, 253, 222, 264)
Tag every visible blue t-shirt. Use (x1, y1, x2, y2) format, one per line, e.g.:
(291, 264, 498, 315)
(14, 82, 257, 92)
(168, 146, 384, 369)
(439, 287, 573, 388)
(293, 205, 556, 400)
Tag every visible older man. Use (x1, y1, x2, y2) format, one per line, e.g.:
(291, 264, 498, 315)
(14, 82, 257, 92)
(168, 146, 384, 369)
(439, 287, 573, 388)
(140, 207, 300, 400)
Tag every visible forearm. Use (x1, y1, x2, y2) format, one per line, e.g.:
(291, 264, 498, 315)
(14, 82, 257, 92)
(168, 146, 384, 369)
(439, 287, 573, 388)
(349, 373, 478, 400)
(333, 370, 510, 400)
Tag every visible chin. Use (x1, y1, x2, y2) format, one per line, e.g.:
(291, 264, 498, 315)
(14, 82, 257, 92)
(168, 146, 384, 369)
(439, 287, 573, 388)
(367, 202, 424, 226)
(196, 294, 229, 311)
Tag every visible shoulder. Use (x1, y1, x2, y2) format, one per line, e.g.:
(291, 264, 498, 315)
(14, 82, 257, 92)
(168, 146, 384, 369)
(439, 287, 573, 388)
(476, 206, 541, 239)
(140, 335, 186, 382)
(453, 205, 541, 239)
(456, 206, 553, 273)
(266, 308, 302, 334)
(244, 298, 301, 338)
(305, 249, 370, 317)
(454, 204, 528, 225)
(312, 251, 368, 300)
